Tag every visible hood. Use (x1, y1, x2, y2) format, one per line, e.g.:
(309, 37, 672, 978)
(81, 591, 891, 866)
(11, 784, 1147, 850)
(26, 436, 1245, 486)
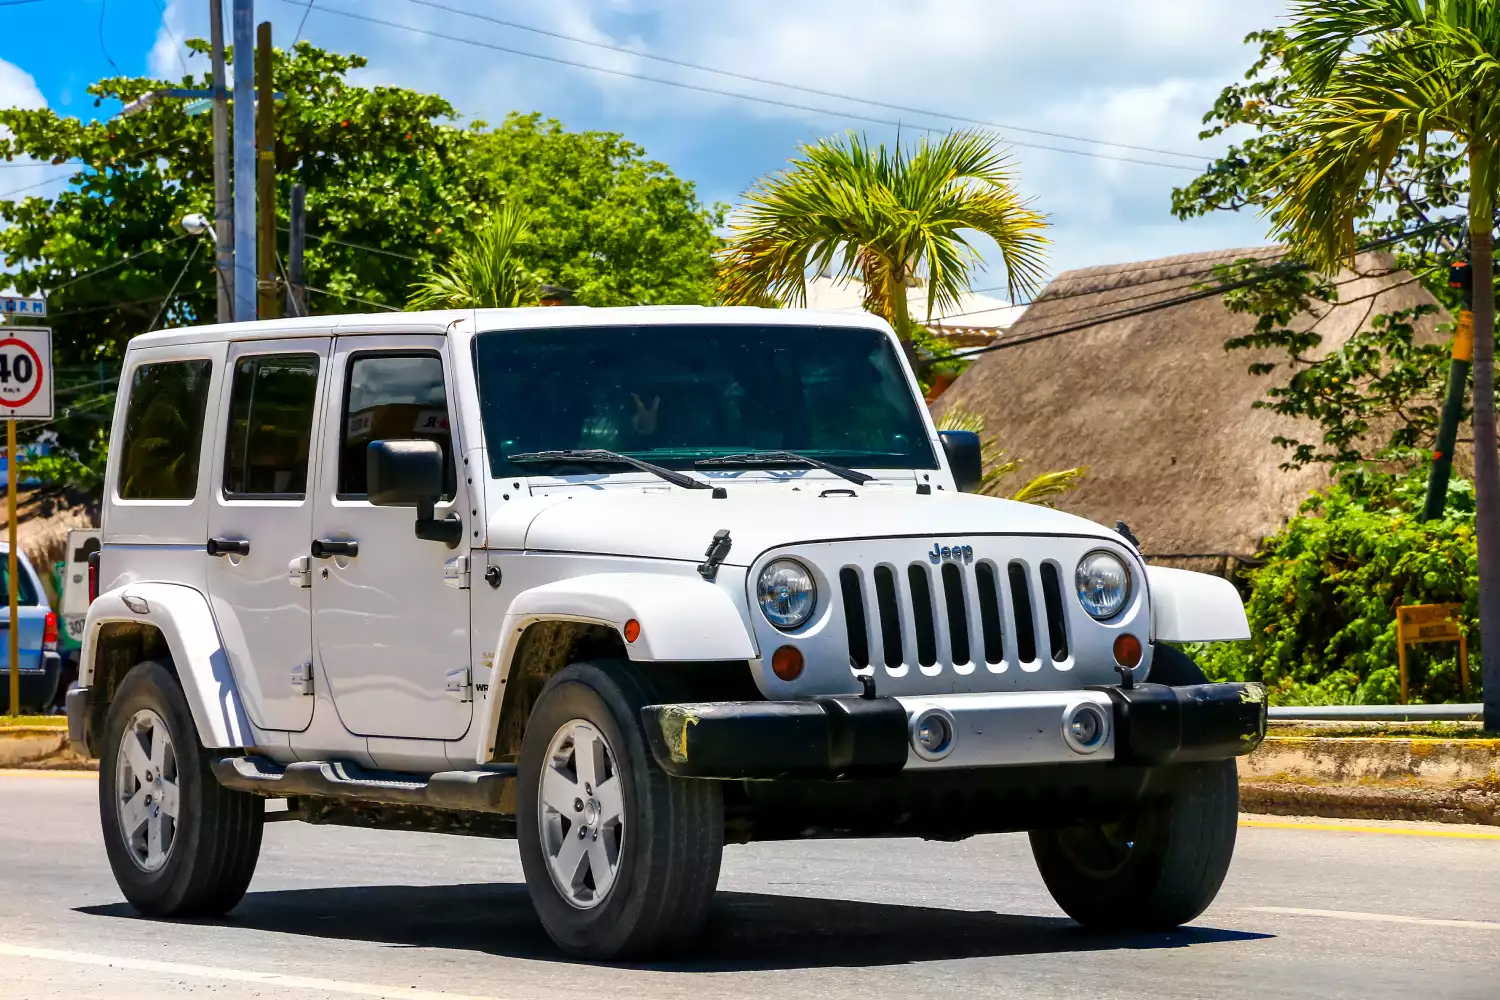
(488, 483, 1121, 564)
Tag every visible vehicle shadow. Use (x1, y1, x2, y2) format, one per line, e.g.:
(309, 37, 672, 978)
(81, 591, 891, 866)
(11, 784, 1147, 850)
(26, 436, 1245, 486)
(79, 882, 1272, 972)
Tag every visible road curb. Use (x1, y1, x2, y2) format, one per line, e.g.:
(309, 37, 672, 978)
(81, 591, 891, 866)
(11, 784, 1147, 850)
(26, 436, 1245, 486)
(1240, 734, 1500, 826)
(0, 727, 95, 771)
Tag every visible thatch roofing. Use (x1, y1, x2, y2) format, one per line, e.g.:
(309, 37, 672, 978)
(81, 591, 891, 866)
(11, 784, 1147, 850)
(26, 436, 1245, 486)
(931, 246, 1449, 560)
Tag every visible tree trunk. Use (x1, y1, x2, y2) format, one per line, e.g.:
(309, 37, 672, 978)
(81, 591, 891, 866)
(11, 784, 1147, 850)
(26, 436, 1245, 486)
(887, 266, 920, 374)
(1467, 192, 1500, 730)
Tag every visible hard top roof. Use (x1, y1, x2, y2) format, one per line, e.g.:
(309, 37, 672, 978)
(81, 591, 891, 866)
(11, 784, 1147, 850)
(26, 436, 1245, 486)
(126, 306, 894, 351)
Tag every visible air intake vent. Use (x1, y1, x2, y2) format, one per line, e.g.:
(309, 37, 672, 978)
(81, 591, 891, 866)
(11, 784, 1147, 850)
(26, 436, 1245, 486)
(839, 568, 869, 669)
(907, 564, 938, 667)
(1039, 562, 1069, 662)
(1008, 561, 1037, 664)
(940, 562, 970, 666)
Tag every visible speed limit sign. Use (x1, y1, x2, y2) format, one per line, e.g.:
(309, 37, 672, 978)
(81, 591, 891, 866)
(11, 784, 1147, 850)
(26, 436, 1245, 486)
(0, 327, 52, 420)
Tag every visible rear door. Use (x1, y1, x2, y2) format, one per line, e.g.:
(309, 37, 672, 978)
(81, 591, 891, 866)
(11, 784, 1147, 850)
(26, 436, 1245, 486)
(204, 338, 329, 732)
(0, 552, 48, 672)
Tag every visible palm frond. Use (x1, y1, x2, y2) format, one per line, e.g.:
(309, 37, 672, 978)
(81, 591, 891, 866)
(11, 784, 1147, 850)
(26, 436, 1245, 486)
(408, 203, 537, 310)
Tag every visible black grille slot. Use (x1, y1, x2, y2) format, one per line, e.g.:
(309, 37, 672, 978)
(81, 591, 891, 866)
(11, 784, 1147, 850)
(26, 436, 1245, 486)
(940, 563, 971, 665)
(873, 565, 903, 667)
(907, 564, 938, 667)
(1040, 562, 1070, 662)
(1008, 561, 1038, 663)
(840, 568, 870, 668)
(974, 561, 1005, 664)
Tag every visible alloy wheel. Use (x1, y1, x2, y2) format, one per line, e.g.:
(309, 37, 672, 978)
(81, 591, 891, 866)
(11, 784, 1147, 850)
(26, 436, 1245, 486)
(537, 719, 626, 909)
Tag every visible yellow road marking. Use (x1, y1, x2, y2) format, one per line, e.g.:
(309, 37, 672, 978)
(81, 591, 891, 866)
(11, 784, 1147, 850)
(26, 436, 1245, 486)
(0, 768, 96, 779)
(1240, 818, 1500, 840)
(1247, 906, 1500, 931)
(0, 943, 513, 999)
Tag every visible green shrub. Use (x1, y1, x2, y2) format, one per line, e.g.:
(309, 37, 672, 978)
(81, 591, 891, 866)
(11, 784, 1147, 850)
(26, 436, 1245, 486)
(1189, 468, 1481, 705)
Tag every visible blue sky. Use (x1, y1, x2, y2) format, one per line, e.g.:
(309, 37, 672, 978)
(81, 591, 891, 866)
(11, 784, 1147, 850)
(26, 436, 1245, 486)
(3, 0, 1289, 298)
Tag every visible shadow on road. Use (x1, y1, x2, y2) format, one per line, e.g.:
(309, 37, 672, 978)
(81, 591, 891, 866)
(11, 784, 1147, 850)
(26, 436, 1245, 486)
(79, 883, 1270, 971)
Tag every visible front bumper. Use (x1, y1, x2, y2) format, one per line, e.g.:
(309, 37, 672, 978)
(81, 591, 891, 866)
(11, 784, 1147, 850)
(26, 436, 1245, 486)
(66, 685, 89, 757)
(641, 681, 1267, 780)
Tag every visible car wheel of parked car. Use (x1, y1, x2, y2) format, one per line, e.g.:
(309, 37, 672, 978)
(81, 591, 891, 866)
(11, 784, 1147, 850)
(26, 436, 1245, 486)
(517, 660, 724, 960)
(99, 659, 264, 917)
(1030, 643, 1237, 930)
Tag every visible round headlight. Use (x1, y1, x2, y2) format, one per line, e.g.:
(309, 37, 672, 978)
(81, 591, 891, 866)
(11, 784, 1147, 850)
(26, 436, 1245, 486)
(757, 559, 817, 630)
(1075, 550, 1131, 620)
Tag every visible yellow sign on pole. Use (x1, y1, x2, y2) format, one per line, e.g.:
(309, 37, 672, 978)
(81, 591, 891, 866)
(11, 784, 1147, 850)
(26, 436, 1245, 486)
(1395, 603, 1470, 704)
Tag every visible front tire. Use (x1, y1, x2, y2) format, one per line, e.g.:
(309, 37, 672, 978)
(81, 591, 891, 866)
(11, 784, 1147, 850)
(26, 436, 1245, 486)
(99, 660, 264, 917)
(517, 661, 724, 960)
(1030, 759, 1239, 930)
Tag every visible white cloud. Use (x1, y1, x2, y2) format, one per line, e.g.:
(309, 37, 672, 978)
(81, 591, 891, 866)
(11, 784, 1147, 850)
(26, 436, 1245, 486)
(145, 0, 1288, 283)
(1, 57, 56, 289)
(147, 0, 196, 82)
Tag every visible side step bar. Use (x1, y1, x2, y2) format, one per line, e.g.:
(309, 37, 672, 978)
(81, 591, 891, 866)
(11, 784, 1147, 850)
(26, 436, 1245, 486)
(212, 756, 517, 814)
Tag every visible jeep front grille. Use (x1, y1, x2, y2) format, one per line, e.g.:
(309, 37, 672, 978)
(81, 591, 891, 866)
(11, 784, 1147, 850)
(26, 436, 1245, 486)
(838, 558, 1072, 675)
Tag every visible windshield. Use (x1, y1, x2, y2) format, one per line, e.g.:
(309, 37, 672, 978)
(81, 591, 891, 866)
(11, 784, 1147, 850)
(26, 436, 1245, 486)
(473, 324, 938, 478)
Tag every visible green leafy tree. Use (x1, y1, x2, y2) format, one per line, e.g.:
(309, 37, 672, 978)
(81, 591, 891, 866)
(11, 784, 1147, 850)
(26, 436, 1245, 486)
(470, 113, 723, 306)
(407, 204, 537, 310)
(718, 130, 1049, 360)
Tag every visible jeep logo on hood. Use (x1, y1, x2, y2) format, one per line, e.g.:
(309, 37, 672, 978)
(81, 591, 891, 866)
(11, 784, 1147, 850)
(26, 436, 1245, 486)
(928, 542, 974, 564)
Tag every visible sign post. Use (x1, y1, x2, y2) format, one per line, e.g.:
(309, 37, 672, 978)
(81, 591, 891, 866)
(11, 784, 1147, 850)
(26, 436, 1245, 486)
(1395, 603, 1470, 704)
(0, 325, 52, 715)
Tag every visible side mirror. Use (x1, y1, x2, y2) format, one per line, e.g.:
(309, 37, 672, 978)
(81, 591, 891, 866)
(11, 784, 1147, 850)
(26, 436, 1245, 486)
(367, 440, 463, 547)
(938, 430, 984, 493)
(368, 439, 444, 506)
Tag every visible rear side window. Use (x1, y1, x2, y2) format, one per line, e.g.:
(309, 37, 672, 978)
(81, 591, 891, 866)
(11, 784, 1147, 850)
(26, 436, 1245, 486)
(223, 353, 320, 498)
(117, 360, 214, 500)
(0, 561, 39, 606)
(338, 353, 454, 498)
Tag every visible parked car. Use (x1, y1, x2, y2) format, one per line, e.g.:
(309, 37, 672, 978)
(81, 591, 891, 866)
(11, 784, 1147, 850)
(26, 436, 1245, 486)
(0, 541, 61, 713)
(71, 308, 1265, 960)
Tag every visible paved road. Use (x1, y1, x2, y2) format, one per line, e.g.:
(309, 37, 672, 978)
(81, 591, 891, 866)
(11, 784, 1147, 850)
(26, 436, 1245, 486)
(1, 770, 1497, 1000)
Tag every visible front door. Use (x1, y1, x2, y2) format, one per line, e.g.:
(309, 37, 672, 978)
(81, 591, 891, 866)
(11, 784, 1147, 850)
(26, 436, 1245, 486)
(310, 337, 473, 740)
(205, 338, 329, 732)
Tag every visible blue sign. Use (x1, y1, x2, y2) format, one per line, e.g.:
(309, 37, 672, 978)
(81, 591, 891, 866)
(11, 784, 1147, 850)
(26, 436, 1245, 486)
(0, 297, 45, 318)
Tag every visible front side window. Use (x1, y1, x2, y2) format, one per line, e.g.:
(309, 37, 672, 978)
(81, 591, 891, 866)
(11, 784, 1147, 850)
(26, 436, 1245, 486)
(117, 359, 214, 500)
(338, 353, 454, 497)
(0, 561, 39, 606)
(223, 353, 320, 498)
(472, 324, 937, 478)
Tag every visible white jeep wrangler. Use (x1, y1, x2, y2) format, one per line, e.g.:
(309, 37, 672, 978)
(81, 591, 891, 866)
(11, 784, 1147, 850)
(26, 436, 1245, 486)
(69, 307, 1265, 959)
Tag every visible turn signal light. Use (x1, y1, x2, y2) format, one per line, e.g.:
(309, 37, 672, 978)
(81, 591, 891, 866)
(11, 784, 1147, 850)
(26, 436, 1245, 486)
(771, 644, 804, 681)
(1113, 633, 1143, 668)
(623, 619, 641, 644)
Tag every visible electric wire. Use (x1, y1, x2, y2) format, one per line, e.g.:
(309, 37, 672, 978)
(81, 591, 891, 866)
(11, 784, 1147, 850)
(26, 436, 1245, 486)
(396, 0, 1207, 164)
(271, 0, 1201, 172)
(152, 0, 195, 79)
(293, 0, 315, 46)
(145, 239, 204, 333)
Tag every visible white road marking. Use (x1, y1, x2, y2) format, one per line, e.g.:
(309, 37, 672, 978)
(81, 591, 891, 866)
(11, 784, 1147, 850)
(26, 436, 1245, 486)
(1247, 906, 1500, 931)
(0, 943, 513, 999)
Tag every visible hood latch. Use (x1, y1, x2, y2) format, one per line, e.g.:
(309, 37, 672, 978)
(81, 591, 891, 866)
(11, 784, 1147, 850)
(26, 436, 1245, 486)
(697, 529, 733, 581)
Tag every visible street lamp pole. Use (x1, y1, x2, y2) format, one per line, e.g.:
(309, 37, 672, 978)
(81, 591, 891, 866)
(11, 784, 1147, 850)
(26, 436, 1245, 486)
(209, 0, 232, 324)
(232, 0, 257, 322)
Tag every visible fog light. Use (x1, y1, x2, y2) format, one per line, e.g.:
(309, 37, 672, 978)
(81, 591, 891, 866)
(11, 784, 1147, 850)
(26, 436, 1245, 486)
(771, 645, 804, 681)
(909, 708, 957, 761)
(1063, 702, 1109, 754)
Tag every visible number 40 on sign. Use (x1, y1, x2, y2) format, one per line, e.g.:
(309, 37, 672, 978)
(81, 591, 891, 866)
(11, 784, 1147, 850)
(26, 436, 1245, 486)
(0, 327, 52, 421)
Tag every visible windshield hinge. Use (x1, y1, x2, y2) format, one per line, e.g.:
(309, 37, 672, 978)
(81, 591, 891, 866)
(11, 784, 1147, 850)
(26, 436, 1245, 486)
(443, 554, 470, 590)
(697, 529, 733, 581)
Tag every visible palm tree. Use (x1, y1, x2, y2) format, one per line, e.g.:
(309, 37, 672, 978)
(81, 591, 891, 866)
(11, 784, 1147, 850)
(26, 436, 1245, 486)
(407, 204, 537, 310)
(934, 409, 1085, 504)
(1264, 0, 1500, 725)
(718, 130, 1049, 357)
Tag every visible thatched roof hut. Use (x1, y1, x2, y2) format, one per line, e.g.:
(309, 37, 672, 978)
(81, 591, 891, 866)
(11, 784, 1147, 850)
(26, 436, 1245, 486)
(931, 247, 1450, 563)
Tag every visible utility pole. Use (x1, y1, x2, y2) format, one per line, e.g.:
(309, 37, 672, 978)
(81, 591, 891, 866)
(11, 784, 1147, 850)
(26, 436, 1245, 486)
(255, 20, 279, 320)
(1421, 258, 1475, 521)
(209, 0, 233, 324)
(232, 0, 256, 321)
(287, 182, 307, 317)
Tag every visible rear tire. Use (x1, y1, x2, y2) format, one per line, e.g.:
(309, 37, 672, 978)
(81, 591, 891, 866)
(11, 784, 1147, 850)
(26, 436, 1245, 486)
(99, 660, 264, 917)
(517, 660, 723, 960)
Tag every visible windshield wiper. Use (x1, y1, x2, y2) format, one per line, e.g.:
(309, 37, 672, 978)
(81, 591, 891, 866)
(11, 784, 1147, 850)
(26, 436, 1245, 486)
(695, 451, 873, 485)
(509, 449, 715, 491)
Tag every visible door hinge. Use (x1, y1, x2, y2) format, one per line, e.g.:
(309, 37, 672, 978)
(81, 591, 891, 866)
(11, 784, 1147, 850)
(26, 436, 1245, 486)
(287, 555, 311, 589)
(443, 554, 470, 590)
(291, 661, 314, 696)
(445, 667, 472, 703)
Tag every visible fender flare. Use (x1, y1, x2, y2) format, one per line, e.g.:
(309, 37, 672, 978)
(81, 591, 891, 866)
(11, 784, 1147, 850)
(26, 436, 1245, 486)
(1146, 566, 1250, 643)
(475, 573, 757, 763)
(82, 582, 254, 749)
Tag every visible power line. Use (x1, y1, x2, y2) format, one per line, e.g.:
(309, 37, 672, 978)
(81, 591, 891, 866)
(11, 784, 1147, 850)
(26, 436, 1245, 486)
(152, 0, 194, 78)
(273, 0, 1202, 173)
(293, 0, 315, 45)
(304, 285, 401, 312)
(278, 226, 423, 262)
(44, 234, 193, 294)
(146, 239, 205, 332)
(397, 0, 1207, 165)
(925, 216, 1466, 364)
(98, 0, 120, 75)
(0, 174, 72, 199)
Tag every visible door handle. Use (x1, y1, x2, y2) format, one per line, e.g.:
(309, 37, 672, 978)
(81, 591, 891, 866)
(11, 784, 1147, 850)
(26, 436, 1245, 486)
(311, 538, 359, 559)
(207, 537, 251, 557)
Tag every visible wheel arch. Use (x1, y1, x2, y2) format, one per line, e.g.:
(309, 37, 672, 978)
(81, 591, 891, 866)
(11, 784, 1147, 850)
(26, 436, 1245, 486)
(1145, 566, 1250, 644)
(82, 583, 254, 753)
(474, 573, 759, 765)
